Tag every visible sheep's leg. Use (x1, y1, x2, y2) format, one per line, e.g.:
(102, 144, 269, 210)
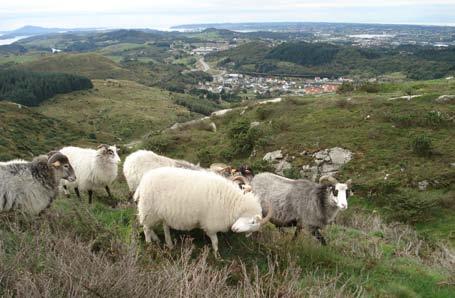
(207, 232, 219, 258)
(105, 186, 113, 199)
(88, 190, 93, 204)
(163, 223, 174, 249)
(62, 185, 70, 198)
(292, 226, 303, 240)
(144, 225, 160, 243)
(74, 187, 81, 199)
(310, 226, 327, 246)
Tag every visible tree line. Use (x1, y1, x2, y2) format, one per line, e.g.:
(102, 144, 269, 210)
(0, 69, 93, 106)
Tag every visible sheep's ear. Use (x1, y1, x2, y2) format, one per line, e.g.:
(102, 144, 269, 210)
(346, 179, 352, 188)
(97, 144, 108, 150)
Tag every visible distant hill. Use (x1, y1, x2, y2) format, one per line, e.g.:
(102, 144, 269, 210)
(0, 25, 99, 40)
(210, 41, 455, 79)
(20, 53, 134, 79)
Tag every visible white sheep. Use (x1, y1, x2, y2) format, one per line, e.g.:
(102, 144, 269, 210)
(134, 167, 272, 256)
(60, 144, 120, 203)
(123, 150, 201, 195)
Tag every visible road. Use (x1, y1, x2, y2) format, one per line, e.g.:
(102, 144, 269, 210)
(197, 57, 210, 72)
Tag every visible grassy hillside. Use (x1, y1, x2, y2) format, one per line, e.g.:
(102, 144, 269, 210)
(35, 79, 197, 141)
(19, 53, 134, 79)
(0, 101, 95, 160)
(1, 78, 454, 297)
(142, 79, 455, 245)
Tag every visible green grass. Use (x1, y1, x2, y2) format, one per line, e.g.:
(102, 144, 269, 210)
(34, 79, 196, 141)
(0, 101, 96, 160)
(19, 53, 135, 79)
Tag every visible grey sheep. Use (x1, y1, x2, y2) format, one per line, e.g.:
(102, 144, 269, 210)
(0, 152, 76, 215)
(251, 173, 351, 245)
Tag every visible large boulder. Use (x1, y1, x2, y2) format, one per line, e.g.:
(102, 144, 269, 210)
(301, 147, 353, 181)
(263, 150, 283, 162)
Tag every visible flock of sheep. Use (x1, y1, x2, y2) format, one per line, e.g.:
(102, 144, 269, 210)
(0, 144, 352, 256)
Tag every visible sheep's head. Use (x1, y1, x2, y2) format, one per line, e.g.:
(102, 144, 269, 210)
(47, 151, 76, 182)
(231, 199, 272, 233)
(237, 165, 254, 180)
(231, 176, 252, 193)
(319, 175, 352, 210)
(97, 144, 121, 164)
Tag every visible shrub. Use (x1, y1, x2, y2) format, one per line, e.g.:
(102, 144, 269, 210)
(144, 133, 174, 154)
(256, 107, 273, 120)
(410, 134, 433, 157)
(228, 119, 261, 156)
(283, 167, 301, 179)
(359, 82, 380, 93)
(337, 82, 354, 94)
(196, 148, 213, 167)
(424, 110, 447, 128)
(383, 189, 439, 224)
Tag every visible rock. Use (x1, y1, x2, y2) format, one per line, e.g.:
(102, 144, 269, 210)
(418, 180, 429, 191)
(250, 121, 260, 128)
(274, 160, 292, 176)
(328, 147, 353, 165)
(435, 95, 455, 103)
(209, 122, 217, 132)
(450, 163, 455, 168)
(263, 150, 283, 162)
(307, 147, 353, 179)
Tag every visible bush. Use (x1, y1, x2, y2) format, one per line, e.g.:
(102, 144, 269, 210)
(359, 82, 380, 93)
(383, 189, 439, 224)
(196, 148, 213, 167)
(255, 107, 273, 120)
(411, 134, 433, 157)
(283, 167, 301, 179)
(228, 119, 261, 156)
(424, 110, 447, 128)
(144, 133, 174, 153)
(337, 82, 355, 94)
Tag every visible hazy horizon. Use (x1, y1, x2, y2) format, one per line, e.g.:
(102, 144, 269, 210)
(1, 0, 455, 31)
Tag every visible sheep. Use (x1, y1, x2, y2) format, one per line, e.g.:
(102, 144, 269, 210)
(123, 150, 202, 197)
(0, 152, 75, 215)
(0, 159, 28, 165)
(251, 173, 351, 245)
(60, 144, 121, 204)
(134, 167, 272, 256)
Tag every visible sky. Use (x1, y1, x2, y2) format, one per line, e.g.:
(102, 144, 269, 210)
(1, 0, 455, 31)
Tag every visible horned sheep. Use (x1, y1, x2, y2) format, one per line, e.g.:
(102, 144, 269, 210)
(251, 173, 351, 245)
(0, 152, 75, 215)
(60, 145, 121, 203)
(134, 167, 272, 256)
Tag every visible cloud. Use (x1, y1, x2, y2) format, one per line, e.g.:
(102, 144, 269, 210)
(0, 0, 454, 30)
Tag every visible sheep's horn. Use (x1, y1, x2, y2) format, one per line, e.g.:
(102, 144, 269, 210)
(231, 175, 248, 185)
(260, 201, 273, 225)
(47, 152, 68, 166)
(97, 144, 109, 150)
(319, 175, 338, 186)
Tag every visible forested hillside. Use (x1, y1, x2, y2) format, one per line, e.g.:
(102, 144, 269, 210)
(0, 69, 93, 106)
(211, 42, 455, 79)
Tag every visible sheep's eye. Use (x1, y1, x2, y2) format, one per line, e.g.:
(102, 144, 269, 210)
(107, 150, 114, 155)
(332, 189, 339, 197)
(346, 190, 350, 198)
(64, 164, 69, 169)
